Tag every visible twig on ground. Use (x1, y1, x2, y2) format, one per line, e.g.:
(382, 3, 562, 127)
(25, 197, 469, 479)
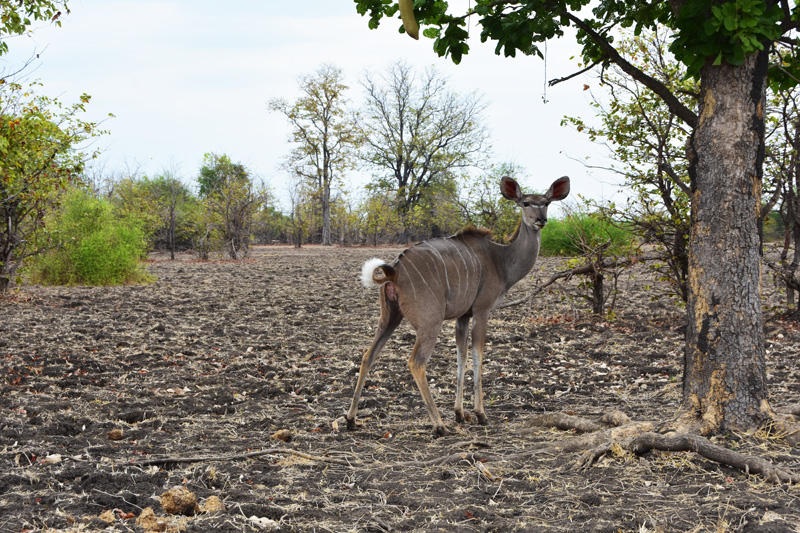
(128, 447, 355, 467)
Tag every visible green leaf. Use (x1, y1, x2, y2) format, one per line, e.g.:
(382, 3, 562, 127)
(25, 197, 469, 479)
(723, 13, 738, 32)
(704, 17, 719, 35)
(422, 27, 440, 39)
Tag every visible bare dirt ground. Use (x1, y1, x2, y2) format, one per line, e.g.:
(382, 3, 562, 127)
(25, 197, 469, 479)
(2, 245, 800, 533)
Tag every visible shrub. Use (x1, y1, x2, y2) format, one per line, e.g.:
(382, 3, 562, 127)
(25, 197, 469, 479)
(540, 213, 635, 257)
(539, 210, 637, 316)
(28, 189, 152, 286)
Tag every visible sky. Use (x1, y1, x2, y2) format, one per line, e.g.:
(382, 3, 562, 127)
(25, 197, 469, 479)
(1, 0, 621, 211)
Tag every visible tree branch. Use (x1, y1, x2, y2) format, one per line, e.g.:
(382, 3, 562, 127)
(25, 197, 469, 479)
(499, 252, 659, 309)
(561, 11, 698, 129)
(548, 60, 603, 87)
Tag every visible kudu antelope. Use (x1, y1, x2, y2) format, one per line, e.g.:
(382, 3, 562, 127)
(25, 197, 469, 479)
(346, 176, 570, 436)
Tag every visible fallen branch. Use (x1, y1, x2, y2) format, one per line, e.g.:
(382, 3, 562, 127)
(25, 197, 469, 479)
(128, 447, 356, 467)
(526, 412, 606, 433)
(402, 451, 489, 468)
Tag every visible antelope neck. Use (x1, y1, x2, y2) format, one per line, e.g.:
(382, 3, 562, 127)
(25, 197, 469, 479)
(504, 221, 541, 289)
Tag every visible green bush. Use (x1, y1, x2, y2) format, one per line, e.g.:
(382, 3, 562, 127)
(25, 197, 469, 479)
(540, 212, 635, 257)
(28, 189, 152, 286)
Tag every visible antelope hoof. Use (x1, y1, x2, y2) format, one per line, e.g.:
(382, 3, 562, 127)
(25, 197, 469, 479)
(475, 412, 488, 425)
(455, 410, 473, 424)
(346, 417, 356, 430)
(434, 425, 451, 437)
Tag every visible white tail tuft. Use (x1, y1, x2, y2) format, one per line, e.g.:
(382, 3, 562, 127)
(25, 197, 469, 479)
(361, 258, 387, 288)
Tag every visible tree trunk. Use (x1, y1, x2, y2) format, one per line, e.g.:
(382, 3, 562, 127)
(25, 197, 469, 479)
(321, 184, 332, 246)
(682, 51, 772, 433)
(672, 224, 689, 302)
(788, 120, 800, 312)
(591, 270, 605, 315)
(169, 207, 176, 261)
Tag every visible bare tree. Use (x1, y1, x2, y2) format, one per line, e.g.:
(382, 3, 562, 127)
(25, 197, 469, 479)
(359, 61, 489, 240)
(269, 64, 359, 246)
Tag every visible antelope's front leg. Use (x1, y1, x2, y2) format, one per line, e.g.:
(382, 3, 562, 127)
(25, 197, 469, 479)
(471, 312, 489, 425)
(454, 315, 471, 423)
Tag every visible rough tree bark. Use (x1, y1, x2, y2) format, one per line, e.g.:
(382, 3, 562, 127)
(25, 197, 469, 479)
(321, 178, 332, 246)
(681, 50, 773, 433)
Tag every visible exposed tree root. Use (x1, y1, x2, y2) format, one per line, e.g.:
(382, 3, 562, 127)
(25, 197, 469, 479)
(631, 432, 798, 483)
(393, 451, 490, 468)
(407, 411, 799, 485)
(531, 412, 800, 484)
(521, 421, 657, 457)
(524, 410, 632, 434)
(776, 404, 800, 418)
(525, 412, 606, 433)
(398, 418, 655, 469)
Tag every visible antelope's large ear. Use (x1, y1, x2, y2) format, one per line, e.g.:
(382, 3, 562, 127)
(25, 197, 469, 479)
(500, 176, 522, 201)
(546, 176, 570, 202)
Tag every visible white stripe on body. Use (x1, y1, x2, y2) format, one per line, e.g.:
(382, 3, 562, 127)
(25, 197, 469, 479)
(405, 256, 436, 297)
(462, 241, 481, 286)
(444, 239, 469, 300)
(422, 251, 440, 288)
(422, 242, 451, 297)
(396, 262, 417, 300)
(440, 239, 463, 298)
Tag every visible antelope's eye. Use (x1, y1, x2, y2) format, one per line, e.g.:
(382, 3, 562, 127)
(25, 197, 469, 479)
(522, 201, 530, 207)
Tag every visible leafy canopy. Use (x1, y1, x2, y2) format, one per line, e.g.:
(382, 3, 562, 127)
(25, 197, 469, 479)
(197, 153, 249, 198)
(0, 0, 69, 57)
(0, 79, 107, 289)
(355, 0, 798, 84)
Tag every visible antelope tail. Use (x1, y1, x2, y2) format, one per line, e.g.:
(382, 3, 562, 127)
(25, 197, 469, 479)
(360, 258, 397, 288)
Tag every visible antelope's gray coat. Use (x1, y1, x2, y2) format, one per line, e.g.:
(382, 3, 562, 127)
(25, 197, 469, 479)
(347, 176, 570, 436)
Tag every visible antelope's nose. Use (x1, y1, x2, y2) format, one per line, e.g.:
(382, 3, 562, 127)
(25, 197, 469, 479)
(536, 217, 547, 226)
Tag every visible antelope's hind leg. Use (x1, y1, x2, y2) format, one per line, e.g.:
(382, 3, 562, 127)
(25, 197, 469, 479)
(346, 283, 403, 430)
(407, 321, 448, 436)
